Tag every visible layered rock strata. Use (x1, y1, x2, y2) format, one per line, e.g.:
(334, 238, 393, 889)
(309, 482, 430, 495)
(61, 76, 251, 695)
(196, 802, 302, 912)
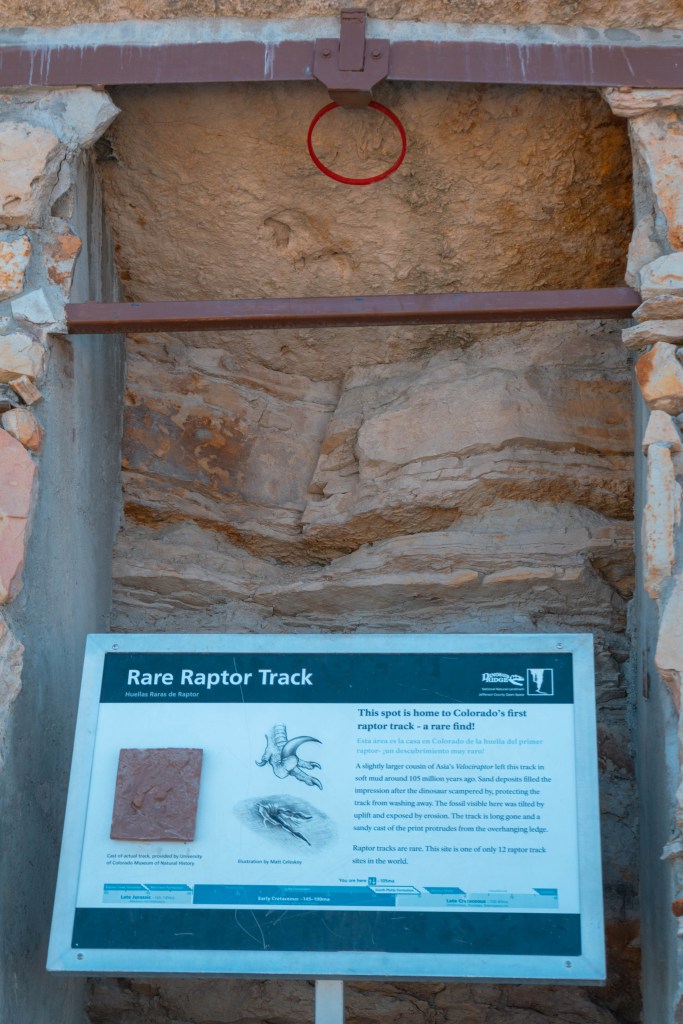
(100, 83, 638, 1023)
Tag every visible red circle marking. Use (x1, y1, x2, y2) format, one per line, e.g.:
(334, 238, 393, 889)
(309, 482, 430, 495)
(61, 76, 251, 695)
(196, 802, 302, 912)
(307, 101, 407, 186)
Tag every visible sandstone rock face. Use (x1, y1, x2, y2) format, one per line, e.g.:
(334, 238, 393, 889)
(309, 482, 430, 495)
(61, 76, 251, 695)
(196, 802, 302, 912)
(100, 84, 631, 303)
(636, 342, 683, 414)
(0, 234, 31, 301)
(96, 82, 638, 1024)
(5, 0, 683, 26)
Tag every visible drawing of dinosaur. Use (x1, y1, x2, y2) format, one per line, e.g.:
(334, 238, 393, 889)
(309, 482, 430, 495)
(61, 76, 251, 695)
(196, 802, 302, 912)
(255, 724, 322, 788)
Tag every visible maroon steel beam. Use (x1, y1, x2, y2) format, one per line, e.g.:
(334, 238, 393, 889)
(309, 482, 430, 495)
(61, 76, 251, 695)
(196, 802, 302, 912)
(66, 288, 640, 334)
(0, 38, 681, 88)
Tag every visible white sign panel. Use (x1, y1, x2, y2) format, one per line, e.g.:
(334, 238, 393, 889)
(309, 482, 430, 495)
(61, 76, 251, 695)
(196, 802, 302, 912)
(48, 633, 604, 982)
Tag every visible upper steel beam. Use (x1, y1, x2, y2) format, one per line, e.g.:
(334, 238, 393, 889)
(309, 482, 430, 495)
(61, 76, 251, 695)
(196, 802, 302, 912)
(0, 38, 681, 87)
(66, 288, 641, 334)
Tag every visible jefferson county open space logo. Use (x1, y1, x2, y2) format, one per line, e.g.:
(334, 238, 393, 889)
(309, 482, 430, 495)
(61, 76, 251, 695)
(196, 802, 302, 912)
(526, 668, 554, 696)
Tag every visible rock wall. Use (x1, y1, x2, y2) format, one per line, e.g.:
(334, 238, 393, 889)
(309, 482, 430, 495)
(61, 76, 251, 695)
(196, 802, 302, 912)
(4, 0, 683, 29)
(602, 86, 683, 1024)
(85, 82, 640, 1023)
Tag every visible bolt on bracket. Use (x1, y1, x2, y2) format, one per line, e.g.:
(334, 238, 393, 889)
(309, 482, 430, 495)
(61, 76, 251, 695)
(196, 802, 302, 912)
(313, 8, 389, 107)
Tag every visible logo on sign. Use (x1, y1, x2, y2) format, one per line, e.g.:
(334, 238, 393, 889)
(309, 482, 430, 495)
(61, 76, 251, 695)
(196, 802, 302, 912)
(481, 673, 525, 686)
(526, 668, 554, 696)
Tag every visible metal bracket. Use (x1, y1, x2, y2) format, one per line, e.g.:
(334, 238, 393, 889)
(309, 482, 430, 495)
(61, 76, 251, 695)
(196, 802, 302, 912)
(313, 8, 389, 107)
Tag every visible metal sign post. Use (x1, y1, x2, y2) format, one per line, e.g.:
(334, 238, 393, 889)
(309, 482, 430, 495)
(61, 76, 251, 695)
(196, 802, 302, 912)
(315, 981, 345, 1024)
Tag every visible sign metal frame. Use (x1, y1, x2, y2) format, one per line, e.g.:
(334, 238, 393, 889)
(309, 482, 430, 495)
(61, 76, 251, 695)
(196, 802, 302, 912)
(48, 632, 604, 983)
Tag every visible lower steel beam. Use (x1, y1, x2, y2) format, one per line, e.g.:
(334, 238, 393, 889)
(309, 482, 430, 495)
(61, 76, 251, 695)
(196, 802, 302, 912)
(66, 288, 640, 335)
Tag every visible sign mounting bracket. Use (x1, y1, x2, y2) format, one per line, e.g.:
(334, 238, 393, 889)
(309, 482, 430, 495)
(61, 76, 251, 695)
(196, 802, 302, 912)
(313, 8, 389, 107)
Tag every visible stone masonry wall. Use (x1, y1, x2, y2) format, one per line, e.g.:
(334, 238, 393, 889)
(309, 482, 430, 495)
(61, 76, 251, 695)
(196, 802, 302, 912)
(0, 88, 122, 1024)
(0, 87, 118, 757)
(602, 86, 683, 1023)
(85, 83, 639, 1023)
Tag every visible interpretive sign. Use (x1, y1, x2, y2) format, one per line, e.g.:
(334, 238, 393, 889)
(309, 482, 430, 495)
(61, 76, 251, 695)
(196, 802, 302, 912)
(48, 633, 604, 982)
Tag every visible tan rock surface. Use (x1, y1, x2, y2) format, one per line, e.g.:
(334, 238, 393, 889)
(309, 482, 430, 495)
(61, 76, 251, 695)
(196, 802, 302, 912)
(302, 328, 632, 553)
(603, 88, 683, 119)
(636, 341, 683, 414)
(0, 333, 46, 383)
(0, 122, 63, 228)
(104, 76, 637, 1024)
(114, 502, 632, 623)
(642, 409, 682, 452)
(633, 294, 683, 321)
(40, 219, 82, 292)
(101, 83, 631, 316)
(120, 322, 632, 559)
(630, 110, 683, 251)
(0, 234, 31, 301)
(640, 252, 683, 297)
(6, 0, 683, 26)
(623, 318, 683, 349)
(0, 408, 43, 451)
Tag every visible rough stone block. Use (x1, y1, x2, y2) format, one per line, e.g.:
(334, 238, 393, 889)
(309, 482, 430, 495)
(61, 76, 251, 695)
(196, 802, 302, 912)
(642, 410, 682, 453)
(0, 122, 63, 228)
(631, 110, 683, 251)
(26, 88, 120, 149)
(11, 286, 65, 332)
(640, 253, 683, 298)
(0, 408, 43, 452)
(642, 443, 681, 600)
(0, 612, 22, 765)
(0, 427, 35, 603)
(42, 220, 81, 291)
(626, 208, 662, 287)
(602, 88, 683, 119)
(0, 233, 31, 301)
(0, 333, 46, 383)
(623, 319, 683, 350)
(636, 343, 683, 414)
(111, 748, 203, 841)
(9, 375, 42, 405)
(633, 295, 683, 322)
